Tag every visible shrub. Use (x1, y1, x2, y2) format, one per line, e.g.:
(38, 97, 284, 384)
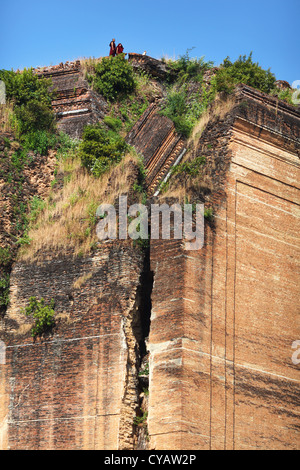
(22, 129, 57, 155)
(0, 248, 12, 266)
(15, 100, 55, 136)
(79, 124, 128, 177)
(204, 207, 214, 221)
(21, 296, 55, 338)
(172, 155, 206, 177)
(0, 275, 10, 308)
(0, 68, 53, 108)
(92, 55, 136, 101)
(56, 131, 79, 160)
(160, 85, 214, 138)
(270, 87, 298, 106)
(134, 411, 148, 426)
(168, 49, 214, 84)
(103, 115, 123, 132)
(15, 196, 47, 247)
(214, 53, 276, 94)
(160, 89, 192, 137)
(0, 68, 55, 142)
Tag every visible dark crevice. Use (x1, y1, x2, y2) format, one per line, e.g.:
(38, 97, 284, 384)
(132, 245, 154, 450)
(138, 246, 153, 358)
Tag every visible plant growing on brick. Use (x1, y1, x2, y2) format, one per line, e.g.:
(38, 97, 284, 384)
(79, 124, 128, 177)
(91, 55, 136, 102)
(160, 84, 215, 138)
(0, 68, 55, 138)
(213, 52, 276, 95)
(22, 296, 55, 338)
(172, 155, 206, 177)
(0, 248, 12, 267)
(133, 410, 148, 427)
(167, 48, 214, 84)
(0, 274, 10, 309)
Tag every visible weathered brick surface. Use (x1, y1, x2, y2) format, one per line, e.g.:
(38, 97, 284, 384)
(35, 61, 108, 139)
(126, 104, 186, 194)
(0, 243, 145, 450)
(128, 53, 174, 81)
(148, 86, 300, 450)
(0, 85, 299, 450)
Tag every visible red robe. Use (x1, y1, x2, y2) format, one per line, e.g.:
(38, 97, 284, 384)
(109, 41, 116, 56)
(116, 44, 124, 55)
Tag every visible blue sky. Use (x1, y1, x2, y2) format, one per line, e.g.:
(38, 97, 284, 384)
(1, 0, 299, 84)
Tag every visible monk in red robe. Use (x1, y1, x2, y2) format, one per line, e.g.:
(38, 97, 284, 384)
(109, 39, 116, 57)
(116, 43, 124, 55)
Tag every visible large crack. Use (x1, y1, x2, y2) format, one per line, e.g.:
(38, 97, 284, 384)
(134, 246, 153, 450)
(118, 246, 153, 450)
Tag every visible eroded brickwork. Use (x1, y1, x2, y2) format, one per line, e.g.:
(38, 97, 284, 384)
(148, 86, 300, 450)
(35, 61, 108, 138)
(0, 84, 299, 451)
(0, 243, 145, 450)
(126, 104, 186, 194)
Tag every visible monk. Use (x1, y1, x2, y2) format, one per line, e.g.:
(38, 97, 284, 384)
(109, 39, 116, 57)
(116, 43, 124, 55)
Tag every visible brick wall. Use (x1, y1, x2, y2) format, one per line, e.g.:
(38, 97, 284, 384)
(0, 85, 299, 450)
(0, 243, 145, 450)
(147, 86, 300, 450)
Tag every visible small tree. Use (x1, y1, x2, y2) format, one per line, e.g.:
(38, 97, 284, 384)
(0, 275, 10, 309)
(22, 297, 55, 338)
(214, 52, 276, 94)
(0, 68, 55, 138)
(167, 48, 214, 84)
(92, 55, 136, 102)
(79, 124, 128, 177)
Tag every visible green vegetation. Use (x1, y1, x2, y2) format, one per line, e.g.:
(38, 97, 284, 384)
(0, 247, 12, 266)
(213, 52, 276, 95)
(21, 296, 55, 338)
(0, 274, 10, 309)
(16, 196, 47, 247)
(172, 156, 206, 177)
(78, 124, 128, 177)
(0, 49, 296, 278)
(160, 51, 215, 137)
(103, 115, 123, 132)
(160, 50, 296, 140)
(84, 57, 154, 135)
(139, 362, 149, 376)
(270, 86, 299, 106)
(134, 410, 148, 426)
(0, 68, 55, 140)
(0, 132, 76, 264)
(204, 207, 214, 221)
(160, 86, 214, 138)
(0, 68, 53, 108)
(22, 130, 58, 156)
(167, 48, 214, 84)
(89, 54, 136, 102)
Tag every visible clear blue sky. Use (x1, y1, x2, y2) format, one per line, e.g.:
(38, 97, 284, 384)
(1, 0, 299, 84)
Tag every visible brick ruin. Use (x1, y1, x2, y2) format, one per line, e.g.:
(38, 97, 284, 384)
(126, 103, 186, 194)
(35, 60, 108, 139)
(0, 56, 299, 450)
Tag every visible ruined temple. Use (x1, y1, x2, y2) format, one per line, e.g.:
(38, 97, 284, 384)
(0, 54, 299, 450)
